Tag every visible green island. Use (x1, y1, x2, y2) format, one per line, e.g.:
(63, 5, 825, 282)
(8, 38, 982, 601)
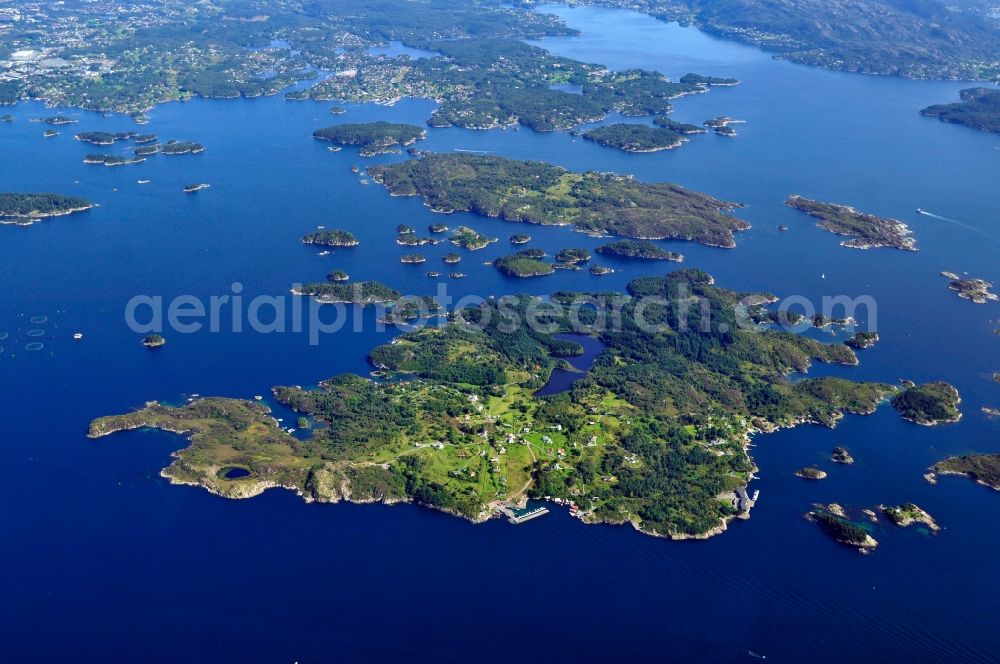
(493, 251, 556, 278)
(293, 280, 401, 304)
(313, 122, 426, 157)
(928, 453, 1000, 491)
(302, 229, 359, 247)
(327, 270, 349, 282)
(0, 192, 93, 224)
(75, 131, 136, 145)
(449, 226, 497, 251)
(400, 253, 427, 264)
(596, 239, 683, 262)
(43, 129, 59, 138)
(892, 381, 962, 426)
(795, 467, 827, 480)
(807, 505, 878, 551)
(90, 269, 912, 540)
(679, 73, 739, 87)
(940, 271, 997, 304)
(785, 195, 917, 251)
(368, 153, 749, 248)
(920, 88, 1000, 133)
(429, 224, 449, 234)
(510, 234, 532, 245)
(159, 141, 205, 155)
(652, 117, 707, 134)
(555, 248, 591, 264)
(581, 123, 684, 152)
(442, 253, 462, 264)
(880, 503, 939, 531)
(84, 154, 145, 167)
(33, 116, 76, 125)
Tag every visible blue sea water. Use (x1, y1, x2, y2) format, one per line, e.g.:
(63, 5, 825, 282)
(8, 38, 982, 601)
(1, 5, 999, 662)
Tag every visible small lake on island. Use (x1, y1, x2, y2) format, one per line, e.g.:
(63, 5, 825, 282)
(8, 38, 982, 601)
(535, 333, 606, 396)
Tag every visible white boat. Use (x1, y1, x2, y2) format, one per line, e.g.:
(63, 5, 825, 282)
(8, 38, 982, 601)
(72, 333, 83, 340)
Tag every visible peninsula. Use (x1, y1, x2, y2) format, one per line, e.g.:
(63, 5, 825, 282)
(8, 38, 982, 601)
(368, 153, 749, 248)
(892, 381, 962, 425)
(921, 88, 1000, 133)
(785, 195, 917, 251)
(928, 453, 1000, 491)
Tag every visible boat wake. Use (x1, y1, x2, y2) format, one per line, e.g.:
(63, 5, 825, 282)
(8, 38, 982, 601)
(916, 208, 999, 243)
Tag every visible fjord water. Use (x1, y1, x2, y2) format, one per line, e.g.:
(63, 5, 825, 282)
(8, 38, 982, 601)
(2, 5, 999, 661)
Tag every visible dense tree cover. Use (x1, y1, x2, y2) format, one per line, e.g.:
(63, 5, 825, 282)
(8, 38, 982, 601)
(582, 123, 683, 152)
(785, 195, 917, 250)
(595, 239, 683, 261)
(84, 154, 144, 166)
(92, 269, 907, 537)
(582, 70, 702, 116)
(0, 192, 92, 218)
(921, 88, 1000, 133)
(555, 248, 591, 264)
(812, 511, 871, 546)
(932, 453, 1000, 490)
(369, 153, 749, 247)
(652, 116, 706, 134)
(493, 253, 555, 277)
(159, 141, 205, 155)
(592, 0, 1000, 80)
(892, 382, 961, 424)
(679, 73, 739, 86)
(296, 280, 401, 303)
(449, 225, 496, 250)
(302, 229, 359, 246)
(313, 121, 426, 155)
(0, 81, 20, 105)
(74, 131, 136, 145)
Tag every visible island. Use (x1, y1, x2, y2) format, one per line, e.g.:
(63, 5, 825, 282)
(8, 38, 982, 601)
(400, 253, 426, 264)
(555, 248, 591, 264)
(90, 269, 908, 540)
(920, 88, 1000, 134)
(581, 123, 684, 152)
(449, 225, 497, 251)
(589, 265, 614, 276)
(595, 240, 683, 262)
(159, 141, 205, 155)
(880, 503, 940, 531)
(43, 129, 58, 137)
(302, 229, 359, 247)
(34, 116, 77, 125)
(293, 281, 401, 305)
(940, 272, 997, 304)
(313, 122, 426, 157)
(184, 183, 210, 193)
(831, 447, 854, 464)
(327, 270, 349, 282)
(785, 195, 917, 251)
(442, 253, 462, 264)
(653, 117, 707, 134)
(368, 153, 749, 248)
(679, 73, 740, 87)
(75, 131, 136, 145)
(1, 114, 12, 122)
(493, 251, 555, 278)
(0, 192, 93, 224)
(429, 224, 448, 234)
(84, 154, 145, 167)
(846, 331, 879, 349)
(703, 117, 744, 136)
(510, 234, 532, 245)
(796, 467, 828, 480)
(142, 334, 166, 348)
(892, 381, 962, 425)
(807, 506, 878, 552)
(927, 453, 1000, 491)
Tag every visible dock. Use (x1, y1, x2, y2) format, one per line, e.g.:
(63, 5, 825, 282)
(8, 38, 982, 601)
(499, 504, 550, 524)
